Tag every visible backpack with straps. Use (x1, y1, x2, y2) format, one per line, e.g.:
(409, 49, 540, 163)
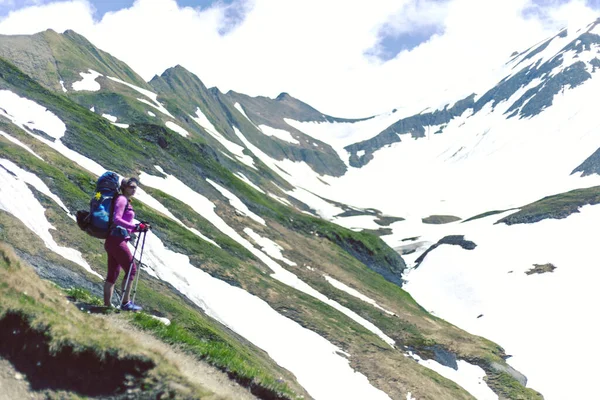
(76, 171, 122, 239)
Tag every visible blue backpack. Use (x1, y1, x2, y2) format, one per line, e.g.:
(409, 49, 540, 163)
(76, 171, 124, 238)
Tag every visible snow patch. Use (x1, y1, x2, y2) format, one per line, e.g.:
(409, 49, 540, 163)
(285, 187, 344, 220)
(71, 69, 102, 92)
(191, 108, 256, 169)
(0, 90, 105, 176)
(59, 80, 67, 93)
(149, 315, 171, 326)
(102, 113, 117, 122)
(207, 179, 265, 225)
(407, 352, 497, 400)
(0, 130, 43, 160)
(258, 125, 300, 144)
(324, 275, 394, 315)
(107, 76, 174, 118)
(0, 159, 100, 278)
(234, 102, 253, 123)
(0, 90, 66, 140)
(244, 228, 297, 266)
(268, 192, 292, 206)
(165, 121, 189, 137)
(284, 111, 401, 162)
(234, 172, 265, 194)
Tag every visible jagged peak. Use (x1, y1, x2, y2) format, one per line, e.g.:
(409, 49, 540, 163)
(160, 64, 192, 77)
(153, 64, 210, 89)
(276, 92, 292, 101)
(62, 29, 94, 44)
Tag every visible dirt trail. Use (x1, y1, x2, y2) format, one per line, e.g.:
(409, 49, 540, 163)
(106, 315, 259, 400)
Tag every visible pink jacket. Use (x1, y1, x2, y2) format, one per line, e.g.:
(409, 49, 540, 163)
(111, 195, 136, 236)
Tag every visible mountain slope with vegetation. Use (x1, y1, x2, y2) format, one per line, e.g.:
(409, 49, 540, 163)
(0, 29, 543, 400)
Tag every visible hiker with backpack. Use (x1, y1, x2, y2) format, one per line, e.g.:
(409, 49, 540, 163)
(76, 172, 151, 310)
(103, 177, 150, 311)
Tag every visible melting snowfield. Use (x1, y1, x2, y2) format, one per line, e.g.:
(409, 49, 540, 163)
(400, 206, 600, 399)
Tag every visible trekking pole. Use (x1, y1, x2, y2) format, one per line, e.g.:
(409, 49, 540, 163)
(119, 230, 142, 307)
(131, 229, 147, 305)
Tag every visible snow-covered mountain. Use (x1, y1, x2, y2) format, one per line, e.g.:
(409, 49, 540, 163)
(0, 16, 598, 400)
(269, 17, 600, 400)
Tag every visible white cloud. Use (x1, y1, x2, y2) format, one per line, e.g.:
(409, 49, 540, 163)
(0, 0, 95, 33)
(377, 0, 450, 36)
(0, 0, 597, 117)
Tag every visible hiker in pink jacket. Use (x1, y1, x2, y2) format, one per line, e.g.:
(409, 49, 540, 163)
(103, 177, 150, 310)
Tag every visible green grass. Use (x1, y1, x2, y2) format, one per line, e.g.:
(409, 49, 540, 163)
(65, 287, 103, 306)
(142, 186, 255, 261)
(0, 243, 210, 399)
(131, 313, 298, 399)
(422, 215, 462, 224)
(60, 283, 300, 398)
(498, 186, 600, 225)
(462, 209, 511, 223)
(486, 371, 543, 400)
(132, 199, 247, 274)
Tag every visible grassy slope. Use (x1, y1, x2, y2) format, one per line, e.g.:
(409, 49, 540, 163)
(498, 186, 600, 225)
(150, 66, 346, 177)
(0, 135, 306, 399)
(0, 54, 542, 398)
(43, 29, 150, 90)
(0, 242, 213, 399)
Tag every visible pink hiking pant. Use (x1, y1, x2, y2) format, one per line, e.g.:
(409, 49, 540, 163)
(104, 235, 137, 284)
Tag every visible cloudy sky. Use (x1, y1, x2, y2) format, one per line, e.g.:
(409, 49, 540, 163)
(0, 0, 598, 117)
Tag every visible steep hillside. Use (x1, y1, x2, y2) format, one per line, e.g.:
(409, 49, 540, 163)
(0, 242, 273, 399)
(0, 29, 148, 92)
(151, 67, 348, 176)
(0, 30, 541, 400)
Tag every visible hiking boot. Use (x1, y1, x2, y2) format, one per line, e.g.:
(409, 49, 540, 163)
(120, 301, 142, 312)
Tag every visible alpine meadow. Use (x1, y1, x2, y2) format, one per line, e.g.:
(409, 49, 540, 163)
(0, 12, 599, 400)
